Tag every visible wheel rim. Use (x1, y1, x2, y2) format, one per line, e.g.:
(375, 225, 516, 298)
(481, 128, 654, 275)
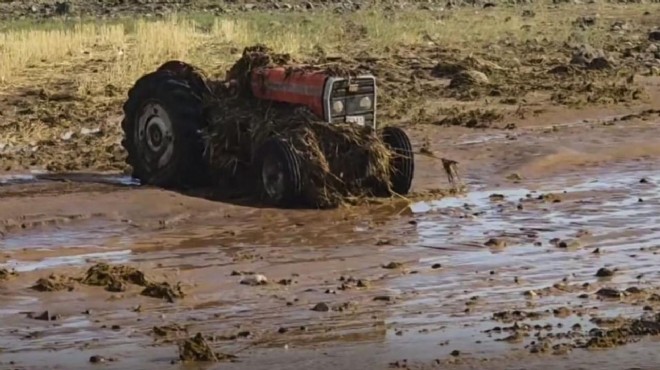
(262, 155, 285, 201)
(136, 102, 175, 170)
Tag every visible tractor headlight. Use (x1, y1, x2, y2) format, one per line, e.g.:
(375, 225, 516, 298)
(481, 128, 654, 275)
(333, 100, 344, 114)
(359, 96, 372, 110)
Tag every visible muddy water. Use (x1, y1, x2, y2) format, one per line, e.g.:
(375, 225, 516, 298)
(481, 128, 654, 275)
(0, 162, 659, 369)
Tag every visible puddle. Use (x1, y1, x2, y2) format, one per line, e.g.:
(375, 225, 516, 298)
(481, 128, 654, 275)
(1, 250, 132, 272)
(0, 171, 138, 186)
(1, 221, 137, 251)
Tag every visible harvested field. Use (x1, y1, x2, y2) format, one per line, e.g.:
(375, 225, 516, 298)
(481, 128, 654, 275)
(1, 1, 660, 369)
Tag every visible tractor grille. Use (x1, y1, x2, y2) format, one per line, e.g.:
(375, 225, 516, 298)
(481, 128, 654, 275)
(328, 77, 376, 128)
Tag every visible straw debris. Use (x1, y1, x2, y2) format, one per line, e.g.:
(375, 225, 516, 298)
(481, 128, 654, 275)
(181, 45, 399, 208)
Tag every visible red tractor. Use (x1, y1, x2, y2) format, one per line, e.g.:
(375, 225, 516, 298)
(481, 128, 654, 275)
(120, 55, 415, 207)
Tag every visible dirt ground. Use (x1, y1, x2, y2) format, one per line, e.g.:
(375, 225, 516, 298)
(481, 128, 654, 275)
(2, 2, 660, 370)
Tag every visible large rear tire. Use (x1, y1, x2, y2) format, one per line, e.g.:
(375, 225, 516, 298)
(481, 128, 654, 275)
(381, 126, 414, 195)
(254, 137, 303, 207)
(121, 71, 208, 189)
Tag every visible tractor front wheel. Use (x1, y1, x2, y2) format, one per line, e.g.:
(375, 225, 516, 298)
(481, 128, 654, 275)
(121, 71, 207, 189)
(380, 126, 415, 195)
(254, 137, 303, 207)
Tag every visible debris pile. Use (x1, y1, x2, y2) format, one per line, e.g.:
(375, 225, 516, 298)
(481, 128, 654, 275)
(179, 45, 397, 208)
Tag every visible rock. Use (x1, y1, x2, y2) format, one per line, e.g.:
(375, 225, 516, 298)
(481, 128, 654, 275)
(240, 274, 268, 286)
(489, 193, 506, 201)
(54, 2, 71, 16)
(595, 267, 615, 277)
(89, 355, 105, 363)
(28, 310, 60, 321)
(311, 302, 330, 312)
(431, 263, 442, 269)
(450, 350, 460, 357)
(587, 56, 612, 70)
(596, 288, 623, 299)
(649, 30, 660, 42)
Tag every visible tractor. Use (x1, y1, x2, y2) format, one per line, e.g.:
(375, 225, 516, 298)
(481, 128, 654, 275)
(120, 52, 415, 208)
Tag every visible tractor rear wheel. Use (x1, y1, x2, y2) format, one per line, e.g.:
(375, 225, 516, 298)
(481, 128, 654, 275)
(254, 137, 303, 207)
(121, 71, 207, 189)
(380, 126, 414, 195)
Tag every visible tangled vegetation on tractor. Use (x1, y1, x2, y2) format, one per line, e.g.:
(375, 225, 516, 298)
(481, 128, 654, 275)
(120, 45, 415, 208)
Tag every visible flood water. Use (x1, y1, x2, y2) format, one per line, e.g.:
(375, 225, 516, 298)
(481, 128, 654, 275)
(0, 161, 658, 369)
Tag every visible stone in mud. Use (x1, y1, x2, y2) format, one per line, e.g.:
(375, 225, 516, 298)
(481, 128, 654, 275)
(31, 274, 75, 292)
(240, 274, 268, 286)
(178, 333, 235, 362)
(595, 267, 615, 277)
(28, 310, 60, 321)
(489, 193, 506, 201)
(586, 57, 613, 70)
(141, 282, 184, 303)
(596, 288, 623, 299)
(89, 355, 105, 363)
(311, 302, 330, 312)
(649, 30, 660, 42)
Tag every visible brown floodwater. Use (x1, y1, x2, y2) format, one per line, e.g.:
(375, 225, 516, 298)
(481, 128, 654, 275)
(0, 157, 658, 370)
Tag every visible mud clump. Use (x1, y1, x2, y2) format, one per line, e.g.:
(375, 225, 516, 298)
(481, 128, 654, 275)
(0, 268, 18, 280)
(31, 274, 75, 292)
(435, 108, 503, 128)
(80, 262, 148, 291)
(141, 282, 185, 303)
(31, 263, 185, 302)
(449, 70, 489, 88)
(584, 314, 660, 349)
(178, 333, 236, 362)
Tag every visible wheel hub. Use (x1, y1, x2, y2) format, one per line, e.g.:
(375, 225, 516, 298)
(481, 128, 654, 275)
(262, 156, 285, 200)
(136, 102, 175, 169)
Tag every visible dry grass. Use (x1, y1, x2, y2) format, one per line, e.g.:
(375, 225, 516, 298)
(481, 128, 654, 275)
(1, 4, 657, 94)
